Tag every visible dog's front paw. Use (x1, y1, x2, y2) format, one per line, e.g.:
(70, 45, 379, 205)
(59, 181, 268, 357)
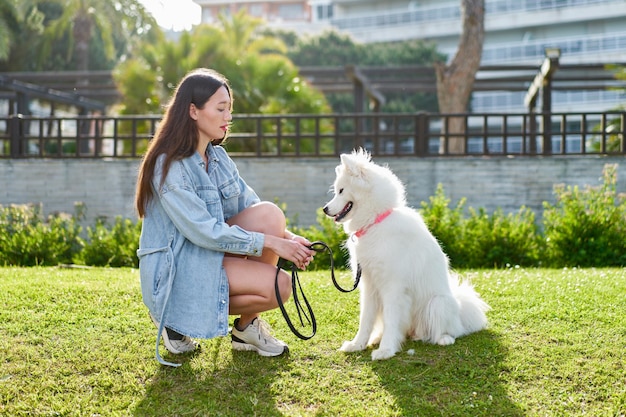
(339, 340, 366, 352)
(436, 335, 455, 346)
(371, 348, 396, 361)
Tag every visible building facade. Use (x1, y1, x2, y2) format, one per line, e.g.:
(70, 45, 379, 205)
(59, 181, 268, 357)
(192, 0, 626, 114)
(330, 0, 626, 113)
(192, 0, 330, 33)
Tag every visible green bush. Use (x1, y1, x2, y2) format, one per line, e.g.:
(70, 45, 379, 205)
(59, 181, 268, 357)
(542, 163, 626, 267)
(0, 203, 82, 266)
(463, 206, 542, 268)
(1, 164, 624, 269)
(76, 217, 142, 268)
(419, 184, 470, 267)
(420, 185, 543, 268)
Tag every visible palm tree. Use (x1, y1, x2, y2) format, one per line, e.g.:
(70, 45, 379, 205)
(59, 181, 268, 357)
(214, 9, 286, 59)
(189, 10, 295, 115)
(41, 0, 160, 72)
(0, 1, 18, 61)
(113, 9, 332, 153)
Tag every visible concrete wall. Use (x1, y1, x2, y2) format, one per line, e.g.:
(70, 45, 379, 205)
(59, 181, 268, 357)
(1, 156, 624, 227)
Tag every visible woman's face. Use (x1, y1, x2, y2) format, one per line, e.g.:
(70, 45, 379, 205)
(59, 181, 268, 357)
(190, 85, 232, 143)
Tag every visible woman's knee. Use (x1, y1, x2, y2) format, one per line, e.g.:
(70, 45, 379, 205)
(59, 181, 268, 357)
(228, 201, 286, 236)
(276, 269, 292, 302)
(252, 201, 286, 235)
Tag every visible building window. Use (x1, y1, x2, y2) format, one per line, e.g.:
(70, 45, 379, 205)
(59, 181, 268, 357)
(248, 4, 263, 17)
(316, 4, 333, 20)
(278, 4, 304, 20)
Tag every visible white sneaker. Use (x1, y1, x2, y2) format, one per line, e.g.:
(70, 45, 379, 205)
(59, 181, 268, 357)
(231, 318, 289, 357)
(150, 314, 199, 354)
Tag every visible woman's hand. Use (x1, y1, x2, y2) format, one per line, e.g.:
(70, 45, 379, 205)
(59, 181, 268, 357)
(265, 235, 315, 270)
(287, 232, 316, 269)
(289, 232, 311, 247)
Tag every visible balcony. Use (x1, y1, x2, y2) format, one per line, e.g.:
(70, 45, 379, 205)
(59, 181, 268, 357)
(482, 32, 626, 64)
(331, 0, 626, 42)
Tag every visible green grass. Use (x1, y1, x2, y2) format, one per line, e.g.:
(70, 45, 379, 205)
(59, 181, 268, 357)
(0, 267, 625, 416)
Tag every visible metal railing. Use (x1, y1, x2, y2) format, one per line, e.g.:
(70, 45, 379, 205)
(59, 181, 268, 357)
(0, 111, 624, 158)
(332, 0, 619, 31)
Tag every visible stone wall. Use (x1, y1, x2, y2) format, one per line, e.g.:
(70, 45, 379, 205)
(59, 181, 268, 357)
(1, 156, 624, 227)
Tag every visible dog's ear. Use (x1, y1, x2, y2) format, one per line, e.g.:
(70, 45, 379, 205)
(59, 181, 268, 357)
(340, 153, 369, 185)
(340, 153, 358, 175)
(340, 153, 351, 167)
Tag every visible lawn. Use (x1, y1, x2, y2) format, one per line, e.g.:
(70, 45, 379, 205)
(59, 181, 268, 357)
(0, 266, 624, 416)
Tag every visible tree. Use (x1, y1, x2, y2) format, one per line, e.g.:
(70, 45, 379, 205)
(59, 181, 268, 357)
(434, 0, 485, 154)
(40, 0, 160, 72)
(0, 0, 28, 61)
(114, 10, 329, 116)
(113, 10, 332, 153)
(285, 29, 444, 113)
(362, 39, 444, 114)
(288, 30, 362, 67)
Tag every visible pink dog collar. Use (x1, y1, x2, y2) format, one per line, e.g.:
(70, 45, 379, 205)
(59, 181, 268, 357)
(353, 209, 393, 238)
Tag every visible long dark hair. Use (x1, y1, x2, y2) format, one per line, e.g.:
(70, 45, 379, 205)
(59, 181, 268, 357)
(135, 68, 232, 218)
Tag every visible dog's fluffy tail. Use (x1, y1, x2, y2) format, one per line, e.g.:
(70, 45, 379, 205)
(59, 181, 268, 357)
(450, 274, 490, 335)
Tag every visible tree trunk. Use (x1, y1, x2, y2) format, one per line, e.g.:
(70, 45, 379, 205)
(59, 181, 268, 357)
(73, 13, 92, 74)
(434, 0, 485, 154)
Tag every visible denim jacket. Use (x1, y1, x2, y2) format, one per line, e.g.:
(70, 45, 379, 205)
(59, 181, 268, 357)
(137, 144, 264, 366)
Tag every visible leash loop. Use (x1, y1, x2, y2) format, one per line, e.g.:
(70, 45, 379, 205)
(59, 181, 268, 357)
(275, 257, 316, 340)
(308, 241, 360, 293)
(274, 240, 360, 340)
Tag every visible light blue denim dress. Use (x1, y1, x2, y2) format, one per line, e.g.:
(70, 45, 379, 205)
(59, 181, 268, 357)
(137, 144, 265, 366)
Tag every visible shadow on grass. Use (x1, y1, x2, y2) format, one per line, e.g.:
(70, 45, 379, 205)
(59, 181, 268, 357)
(368, 329, 523, 416)
(133, 336, 290, 416)
(131, 312, 518, 415)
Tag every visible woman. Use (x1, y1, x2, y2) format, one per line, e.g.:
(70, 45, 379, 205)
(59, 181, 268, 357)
(135, 68, 315, 367)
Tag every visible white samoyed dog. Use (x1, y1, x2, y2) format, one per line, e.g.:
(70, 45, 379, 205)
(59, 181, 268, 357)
(323, 148, 490, 360)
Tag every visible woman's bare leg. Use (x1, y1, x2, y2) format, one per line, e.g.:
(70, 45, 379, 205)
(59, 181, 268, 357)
(225, 202, 292, 328)
(224, 257, 291, 315)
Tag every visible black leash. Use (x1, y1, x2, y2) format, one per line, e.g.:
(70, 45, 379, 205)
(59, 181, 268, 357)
(275, 241, 360, 340)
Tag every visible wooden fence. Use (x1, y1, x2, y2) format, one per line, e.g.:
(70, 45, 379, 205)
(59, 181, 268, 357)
(1, 111, 624, 158)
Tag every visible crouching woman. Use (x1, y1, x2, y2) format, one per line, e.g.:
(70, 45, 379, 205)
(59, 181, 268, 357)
(134, 68, 315, 366)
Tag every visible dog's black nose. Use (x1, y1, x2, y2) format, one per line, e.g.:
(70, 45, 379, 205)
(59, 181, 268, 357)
(322, 206, 329, 215)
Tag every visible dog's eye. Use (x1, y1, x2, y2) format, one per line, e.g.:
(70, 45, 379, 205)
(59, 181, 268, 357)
(338, 188, 344, 194)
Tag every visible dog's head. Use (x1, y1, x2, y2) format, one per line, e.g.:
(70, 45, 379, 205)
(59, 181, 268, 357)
(323, 148, 405, 226)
